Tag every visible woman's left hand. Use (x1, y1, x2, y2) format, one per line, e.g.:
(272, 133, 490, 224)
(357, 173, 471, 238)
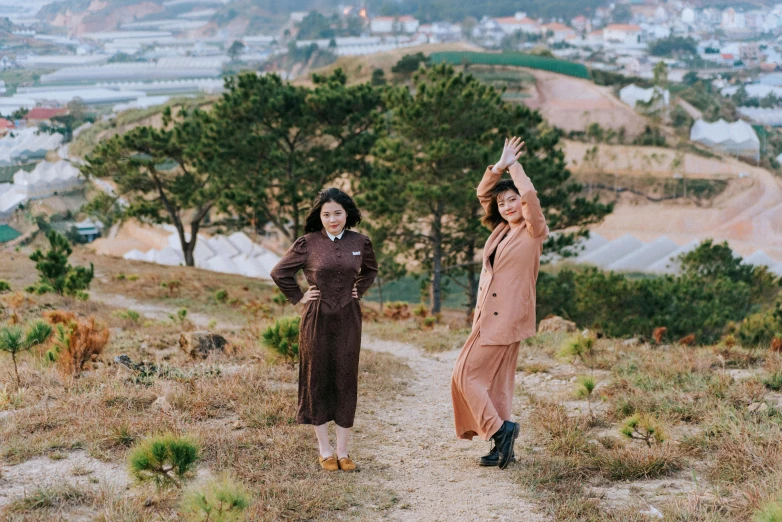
(494, 137, 525, 172)
(352, 287, 359, 299)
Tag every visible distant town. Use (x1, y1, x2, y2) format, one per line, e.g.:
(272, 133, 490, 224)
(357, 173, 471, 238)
(3, 0, 782, 273)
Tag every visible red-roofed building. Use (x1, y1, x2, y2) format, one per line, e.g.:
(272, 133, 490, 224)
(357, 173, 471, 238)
(541, 22, 576, 42)
(570, 15, 589, 32)
(603, 24, 643, 44)
(495, 15, 541, 35)
(23, 107, 68, 124)
(0, 118, 14, 136)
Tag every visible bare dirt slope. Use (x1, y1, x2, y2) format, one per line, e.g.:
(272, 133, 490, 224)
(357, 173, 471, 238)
(297, 42, 483, 87)
(561, 141, 782, 260)
(523, 70, 649, 139)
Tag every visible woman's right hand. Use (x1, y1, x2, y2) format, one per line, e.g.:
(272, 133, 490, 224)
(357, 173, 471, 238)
(299, 285, 320, 304)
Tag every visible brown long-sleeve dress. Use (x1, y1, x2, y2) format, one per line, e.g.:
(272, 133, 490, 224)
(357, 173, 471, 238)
(451, 162, 548, 441)
(271, 229, 378, 428)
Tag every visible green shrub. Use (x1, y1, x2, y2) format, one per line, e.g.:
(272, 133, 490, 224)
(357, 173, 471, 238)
(179, 475, 250, 522)
(763, 372, 782, 391)
(170, 308, 188, 324)
(755, 500, 782, 522)
(271, 290, 288, 308)
(214, 289, 228, 303)
(536, 240, 781, 344)
(26, 230, 94, 298)
(115, 309, 141, 324)
(0, 280, 10, 292)
(261, 316, 300, 365)
(128, 434, 199, 488)
(733, 304, 782, 348)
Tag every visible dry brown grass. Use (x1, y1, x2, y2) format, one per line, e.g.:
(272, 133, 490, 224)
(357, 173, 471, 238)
(0, 267, 411, 520)
(512, 335, 782, 521)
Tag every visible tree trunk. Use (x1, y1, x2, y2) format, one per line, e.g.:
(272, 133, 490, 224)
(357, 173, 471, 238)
(466, 261, 478, 320)
(431, 212, 443, 314)
(171, 217, 195, 267)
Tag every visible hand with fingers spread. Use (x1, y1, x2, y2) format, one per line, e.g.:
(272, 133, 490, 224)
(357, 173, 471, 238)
(299, 285, 320, 304)
(492, 136, 525, 173)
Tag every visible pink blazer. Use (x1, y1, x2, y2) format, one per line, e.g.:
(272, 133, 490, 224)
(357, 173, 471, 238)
(472, 162, 549, 345)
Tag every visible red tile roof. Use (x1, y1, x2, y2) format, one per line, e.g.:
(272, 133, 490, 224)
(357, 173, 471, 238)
(604, 24, 642, 32)
(542, 22, 573, 31)
(24, 107, 68, 120)
(0, 118, 14, 129)
(496, 16, 538, 25)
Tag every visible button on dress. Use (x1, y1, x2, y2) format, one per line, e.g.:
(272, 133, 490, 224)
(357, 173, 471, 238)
(271, 229, 378, 428)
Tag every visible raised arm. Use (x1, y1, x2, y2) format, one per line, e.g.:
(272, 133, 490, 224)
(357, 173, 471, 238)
(508, 162, 548, 240)
(478, 137, 526, 214)
(270, 236, 307, 305)
(354, 236, 378, 298)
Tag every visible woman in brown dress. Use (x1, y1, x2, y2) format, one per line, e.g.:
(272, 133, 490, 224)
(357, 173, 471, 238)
(271, 188, 378, 472)
(451, 137, 549, 469)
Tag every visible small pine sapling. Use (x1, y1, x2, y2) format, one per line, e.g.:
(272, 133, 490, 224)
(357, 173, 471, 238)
(128, 434, 199, 488)
(620, 414, 667, 447)
(0, 320, 52, 387)
(575, 375, 598, 420)
(170, 308, 188, 324)
(261, 316, 300, 366)
(179, 475, 250, 522)
(214, 289, 228, 303)
(559, 331, 598, 370)
(271, 289, 288, 312)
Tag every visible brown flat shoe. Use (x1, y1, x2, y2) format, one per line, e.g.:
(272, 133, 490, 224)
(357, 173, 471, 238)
(338, 455, 356, 471)
(319, 455, 339, 471)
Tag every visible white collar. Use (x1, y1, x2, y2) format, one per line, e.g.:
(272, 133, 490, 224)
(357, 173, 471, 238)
(326, 229, 345, 241)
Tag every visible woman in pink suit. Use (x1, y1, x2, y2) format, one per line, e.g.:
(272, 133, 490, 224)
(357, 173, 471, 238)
(451, 137, 549, 469)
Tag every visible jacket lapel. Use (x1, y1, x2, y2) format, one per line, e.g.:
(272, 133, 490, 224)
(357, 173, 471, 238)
(483, 223, 509, 272)
(493, 225, 519, 267)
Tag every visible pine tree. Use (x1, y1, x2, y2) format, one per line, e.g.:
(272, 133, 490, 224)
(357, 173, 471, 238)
(213, 69, 381, 241)
(82, 108, 223, 266)
(27, 230, 94, 297)
(360, 64, 611, 313)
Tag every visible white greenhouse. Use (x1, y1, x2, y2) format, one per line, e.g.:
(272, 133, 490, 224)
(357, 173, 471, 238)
(690, 119, 760, 160)
(619, 84, 670, 112)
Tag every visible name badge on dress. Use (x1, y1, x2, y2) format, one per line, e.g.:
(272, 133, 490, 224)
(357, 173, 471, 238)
(352, 251, 361, 255)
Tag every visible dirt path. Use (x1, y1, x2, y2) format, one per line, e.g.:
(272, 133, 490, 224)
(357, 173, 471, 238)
(359, 337, 546, 522)
(91, 292, 245, 330)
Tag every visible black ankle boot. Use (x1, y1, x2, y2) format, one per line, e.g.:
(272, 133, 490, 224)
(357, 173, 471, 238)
(492, 420, 520, 470)
(479, 441, 516, 467)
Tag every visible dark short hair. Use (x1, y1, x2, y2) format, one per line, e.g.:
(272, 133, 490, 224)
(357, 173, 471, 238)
(481, 179, 520, 230)
(304, 187, 362, 233)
